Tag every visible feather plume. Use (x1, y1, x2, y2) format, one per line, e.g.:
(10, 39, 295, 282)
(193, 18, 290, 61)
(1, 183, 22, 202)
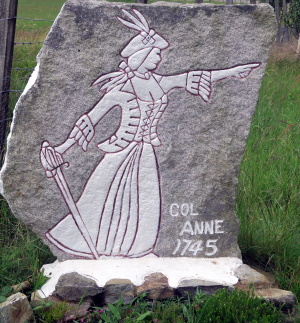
(116, 16, 141, 32)
(132, 9, 149, 31)
(117, 9, 149, 33)
(121, 9, 148, 32)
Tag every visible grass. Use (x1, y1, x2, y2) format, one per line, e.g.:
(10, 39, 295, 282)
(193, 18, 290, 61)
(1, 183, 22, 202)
(0, 199, 55, 288)
(0, 0, 299, 321)
(236, 54, 300, 299)
(16, 0, 66, 31)
(36, 289, 283, 323)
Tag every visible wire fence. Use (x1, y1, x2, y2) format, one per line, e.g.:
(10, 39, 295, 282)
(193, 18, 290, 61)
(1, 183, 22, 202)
(0, 16, 48, 92)
(0, 10, 55, 165)
(0, 16, 54, 21)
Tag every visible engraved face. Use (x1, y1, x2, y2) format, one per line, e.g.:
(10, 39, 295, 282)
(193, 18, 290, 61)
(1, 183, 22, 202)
(137, 48, 161, 73)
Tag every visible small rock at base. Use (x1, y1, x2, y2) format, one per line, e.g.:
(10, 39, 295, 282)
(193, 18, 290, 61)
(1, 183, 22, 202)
(176, 279, 225, 299)
(254, 288, 296, 314)
(0, 292, 34, 323)
(136, 273, 174, 300)
(104, 279, 135, 305)
(234, 264, 276, 291)
(54, 272, 103, 302)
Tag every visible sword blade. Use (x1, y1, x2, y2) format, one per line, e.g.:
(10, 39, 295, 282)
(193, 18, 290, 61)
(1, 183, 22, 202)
(53, 167, 99, 259)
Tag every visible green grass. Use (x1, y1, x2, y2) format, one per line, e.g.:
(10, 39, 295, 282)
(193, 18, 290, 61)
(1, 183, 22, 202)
(16, 0, 66, 31)
(0, 199, 55, 288)
(40, 289, 282, 323)
(236, 59, 300, 299)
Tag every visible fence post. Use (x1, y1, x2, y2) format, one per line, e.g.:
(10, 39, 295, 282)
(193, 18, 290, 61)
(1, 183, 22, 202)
(0, 0, 18, 166)
(226, 0, 233, 4)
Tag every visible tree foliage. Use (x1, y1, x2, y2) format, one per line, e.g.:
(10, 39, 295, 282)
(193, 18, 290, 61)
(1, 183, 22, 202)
(285, 0, 300, 38)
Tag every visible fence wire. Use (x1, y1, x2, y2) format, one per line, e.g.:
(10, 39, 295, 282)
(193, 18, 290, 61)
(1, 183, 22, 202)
(0, 17, 54, 22)
(0, 13, 51, 165)
(4, 16, 46, 94)
(14, 41, 44, 45)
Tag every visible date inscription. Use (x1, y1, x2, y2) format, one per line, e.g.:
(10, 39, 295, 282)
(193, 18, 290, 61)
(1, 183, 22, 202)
(170, 203, 226, 257)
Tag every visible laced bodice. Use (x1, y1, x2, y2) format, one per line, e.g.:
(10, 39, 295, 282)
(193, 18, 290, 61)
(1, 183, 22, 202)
(134, 95, 168, 145)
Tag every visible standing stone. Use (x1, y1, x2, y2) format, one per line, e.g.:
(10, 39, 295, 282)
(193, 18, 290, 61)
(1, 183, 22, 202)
(0, 1, 276, 297)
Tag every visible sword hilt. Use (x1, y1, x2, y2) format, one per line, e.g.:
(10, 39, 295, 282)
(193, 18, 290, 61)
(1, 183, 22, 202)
(40, 141, 65, 178)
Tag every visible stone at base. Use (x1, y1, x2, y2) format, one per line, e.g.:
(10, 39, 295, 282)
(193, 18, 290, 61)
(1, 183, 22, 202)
(54, 272, 103, 302)
(254, 288, 297, 314)
(104, 279, 135, 305)
(0, 292, 34, 323)
(136, 273, 174, 300)
(34, 259, 297, 316)
(234, 264, 277, 291)
(176, 279, 225, 299)
(38, 257, 243, 298)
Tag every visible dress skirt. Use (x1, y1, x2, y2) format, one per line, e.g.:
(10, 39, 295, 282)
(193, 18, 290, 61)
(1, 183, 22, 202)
(46, 141, 161, 259)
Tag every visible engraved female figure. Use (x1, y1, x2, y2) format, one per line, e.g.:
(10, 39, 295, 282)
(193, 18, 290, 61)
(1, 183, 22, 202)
(41, 9, 259, 259)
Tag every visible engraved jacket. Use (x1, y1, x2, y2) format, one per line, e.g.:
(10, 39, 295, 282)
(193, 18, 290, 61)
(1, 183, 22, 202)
(85, 71, 212, 153)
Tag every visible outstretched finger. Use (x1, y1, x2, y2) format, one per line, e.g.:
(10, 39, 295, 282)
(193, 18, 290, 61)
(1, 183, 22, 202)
(82, 140, 88, 152)
(75, 130, 83, 141)
(86, 129, 94, 141)
(245, 63, 261, 69)
(78, 135, 85, 147)
(69, 126, 79, 138)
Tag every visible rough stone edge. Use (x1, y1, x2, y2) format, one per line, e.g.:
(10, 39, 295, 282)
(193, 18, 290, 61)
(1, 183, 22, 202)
(0, 292, 34, 323)
(0, 1, 67, 195)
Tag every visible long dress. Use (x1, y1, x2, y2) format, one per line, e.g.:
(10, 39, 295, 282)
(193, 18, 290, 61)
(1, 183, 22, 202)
(46, 97, 167, 259)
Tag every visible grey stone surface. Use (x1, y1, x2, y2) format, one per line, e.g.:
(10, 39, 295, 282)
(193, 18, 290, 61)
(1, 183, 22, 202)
(176, 279, 225, 299)
(234, 264, 276, 290)
(254, 288, 297, 314)
(104, 279, 135, 304)
(0, 292, 34, 323)
(1, 1, 277, 261)
(54, 272, 103, 301)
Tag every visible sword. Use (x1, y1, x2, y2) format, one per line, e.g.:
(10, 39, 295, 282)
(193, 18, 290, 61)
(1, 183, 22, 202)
(40, 140, 99, 259)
